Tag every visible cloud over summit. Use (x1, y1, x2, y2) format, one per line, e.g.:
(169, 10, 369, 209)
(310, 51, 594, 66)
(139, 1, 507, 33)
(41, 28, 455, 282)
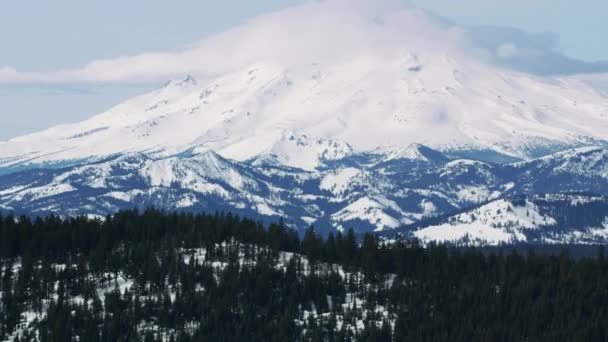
(0, 0, 472, 84)
(1, 0, 606, 85)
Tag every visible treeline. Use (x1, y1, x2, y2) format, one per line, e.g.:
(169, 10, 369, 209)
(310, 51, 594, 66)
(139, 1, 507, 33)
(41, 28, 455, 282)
(1, 209, 608, 341)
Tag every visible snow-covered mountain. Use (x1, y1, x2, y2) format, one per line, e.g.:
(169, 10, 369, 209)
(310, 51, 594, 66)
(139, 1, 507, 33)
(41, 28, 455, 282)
(398, 194, 608, 246)
(2, 145, 608, 243)
(1, 0, 608, 244)
(1, 0, 608, 171)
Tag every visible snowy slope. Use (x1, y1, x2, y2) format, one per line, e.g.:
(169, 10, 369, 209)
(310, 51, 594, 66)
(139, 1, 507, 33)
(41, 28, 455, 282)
(331, 196, 416, 232)
(413, 199, 556, 245)
(1, 0, 608, 170)
(2, 145, 608, 241)
(408, 194, 608, 246)
(509, 146, 608, 179)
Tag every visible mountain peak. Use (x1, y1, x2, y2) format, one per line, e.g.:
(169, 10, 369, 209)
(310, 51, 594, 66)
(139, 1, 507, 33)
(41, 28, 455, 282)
(163, 74, 198, 89)
(1, 0, 608, 169)
(259, 132, 353, 170)
(382, 144, 446, 163)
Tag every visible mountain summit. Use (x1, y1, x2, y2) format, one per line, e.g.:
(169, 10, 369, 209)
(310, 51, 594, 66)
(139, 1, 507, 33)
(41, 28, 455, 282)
(1, 0, 607, 170)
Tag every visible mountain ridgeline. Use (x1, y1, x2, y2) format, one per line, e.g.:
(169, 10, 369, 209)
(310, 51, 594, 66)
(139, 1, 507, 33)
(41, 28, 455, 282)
(2, 210, 608, 341)
(1, 1, 608, 245)
(1, 145, 608, 245)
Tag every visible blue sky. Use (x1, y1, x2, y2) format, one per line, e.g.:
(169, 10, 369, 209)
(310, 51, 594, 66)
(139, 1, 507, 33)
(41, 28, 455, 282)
(1, 0, 607, 140)
(414, 0, 608, 61)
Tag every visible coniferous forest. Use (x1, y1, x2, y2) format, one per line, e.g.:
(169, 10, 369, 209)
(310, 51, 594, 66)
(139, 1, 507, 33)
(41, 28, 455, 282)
(1, 210, 608, 341)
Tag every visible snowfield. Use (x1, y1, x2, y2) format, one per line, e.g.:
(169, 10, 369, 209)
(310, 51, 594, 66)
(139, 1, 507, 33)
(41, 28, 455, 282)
(414, 199, 557, 246)
(1, 1, 608, 171)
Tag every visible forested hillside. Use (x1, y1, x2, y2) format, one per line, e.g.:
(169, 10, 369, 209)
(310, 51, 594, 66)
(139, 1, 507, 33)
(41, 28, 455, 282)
(1, 210, 608, 341)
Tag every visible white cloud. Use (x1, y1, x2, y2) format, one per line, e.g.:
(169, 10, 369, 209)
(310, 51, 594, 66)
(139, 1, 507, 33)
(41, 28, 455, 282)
(0, 0, 473, 84)
(0, 66, 19, 80)
(2, 0, 605, 84)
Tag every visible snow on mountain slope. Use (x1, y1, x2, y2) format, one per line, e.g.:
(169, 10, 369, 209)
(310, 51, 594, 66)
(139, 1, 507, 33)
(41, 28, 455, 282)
(2, 145, 608, 240)
(408, 194, 608, 246)
(414, 199, 557, 245)
(511, 146, 608, 179)
(0, 151, 297, 219)
(504, 146, 608, 194)
(379, 144, 449, 164)
(408, 159, 503, 205)
(1, 0, 608, 170)
(331, 196, 416, 232)
(249, 132, 354, 170)
(320, 168, 362, 197)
